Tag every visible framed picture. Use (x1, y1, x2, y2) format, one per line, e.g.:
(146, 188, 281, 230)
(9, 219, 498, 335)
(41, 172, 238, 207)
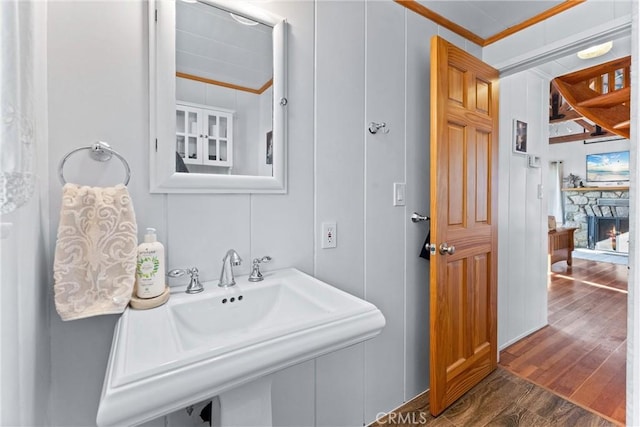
(266, 131, 273, 165)
(513, 119, 528, 154)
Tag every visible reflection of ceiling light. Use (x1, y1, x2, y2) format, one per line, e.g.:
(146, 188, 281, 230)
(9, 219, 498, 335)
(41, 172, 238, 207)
(230, 13, 259, 26)
(577, 41, 613, 59)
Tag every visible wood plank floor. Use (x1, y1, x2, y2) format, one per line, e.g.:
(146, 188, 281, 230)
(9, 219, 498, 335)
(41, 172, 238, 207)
(500, 258, 627, 425)
(370, 367, 615, 426)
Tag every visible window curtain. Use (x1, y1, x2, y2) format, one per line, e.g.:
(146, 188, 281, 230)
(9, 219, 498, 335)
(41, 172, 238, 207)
(548, 161, 564, 225)
(0, 1, 42, 214)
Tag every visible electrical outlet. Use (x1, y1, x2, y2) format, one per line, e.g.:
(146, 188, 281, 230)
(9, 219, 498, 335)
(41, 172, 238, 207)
(321, 222, 337, 249)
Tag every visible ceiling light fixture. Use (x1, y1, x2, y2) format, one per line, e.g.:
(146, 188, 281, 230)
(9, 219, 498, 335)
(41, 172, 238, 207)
(180, 0, 198, 3)
(577, 41, 613, 60)
(230, 13, 259, 26)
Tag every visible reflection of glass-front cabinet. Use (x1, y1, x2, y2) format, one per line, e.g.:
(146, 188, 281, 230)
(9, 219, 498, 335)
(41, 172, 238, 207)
(175, 103, 233, 168)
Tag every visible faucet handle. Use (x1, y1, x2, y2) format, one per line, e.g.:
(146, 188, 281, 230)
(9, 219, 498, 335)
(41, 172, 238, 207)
(248, 256, 271, 282)
(168, 267, 204, 294)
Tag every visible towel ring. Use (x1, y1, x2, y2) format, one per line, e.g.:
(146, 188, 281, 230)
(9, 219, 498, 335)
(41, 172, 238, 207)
(58, 141, 131, 185)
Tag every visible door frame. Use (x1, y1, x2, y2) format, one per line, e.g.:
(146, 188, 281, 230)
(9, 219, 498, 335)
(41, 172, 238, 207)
(491, 8, 638, 425)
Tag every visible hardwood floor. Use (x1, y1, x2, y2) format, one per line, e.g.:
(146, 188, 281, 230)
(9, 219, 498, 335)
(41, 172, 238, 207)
(369, 258, 624, 426)
(370, 367, 615, 426)
(500, 258, 627, 425)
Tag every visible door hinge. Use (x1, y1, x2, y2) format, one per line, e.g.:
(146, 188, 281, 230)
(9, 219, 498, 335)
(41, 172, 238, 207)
(155, 138, 158, 152)
(155, 9, 158, 23)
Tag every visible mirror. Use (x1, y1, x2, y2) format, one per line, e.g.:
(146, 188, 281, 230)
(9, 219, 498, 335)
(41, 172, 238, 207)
(150, 0, 287, 193)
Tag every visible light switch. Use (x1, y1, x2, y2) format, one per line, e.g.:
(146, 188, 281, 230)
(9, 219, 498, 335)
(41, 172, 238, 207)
(393, 183, 406, 206)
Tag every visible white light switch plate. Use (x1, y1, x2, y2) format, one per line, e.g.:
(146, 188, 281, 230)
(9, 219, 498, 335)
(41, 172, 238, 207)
(393, 183, 406, 206)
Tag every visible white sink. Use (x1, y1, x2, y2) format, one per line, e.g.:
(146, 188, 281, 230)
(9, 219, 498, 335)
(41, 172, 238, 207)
(96, 268, 385, 426)
(171, 279, 333, 351)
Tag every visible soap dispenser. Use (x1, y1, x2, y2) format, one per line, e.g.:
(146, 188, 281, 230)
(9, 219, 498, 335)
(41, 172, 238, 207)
(135, 227, 166, 299)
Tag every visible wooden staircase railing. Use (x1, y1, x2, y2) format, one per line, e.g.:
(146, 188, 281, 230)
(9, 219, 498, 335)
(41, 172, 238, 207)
(552, 56, 630, 139)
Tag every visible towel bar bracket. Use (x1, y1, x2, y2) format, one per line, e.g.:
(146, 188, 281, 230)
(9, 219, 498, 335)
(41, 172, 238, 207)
(89, 141, 114, 162)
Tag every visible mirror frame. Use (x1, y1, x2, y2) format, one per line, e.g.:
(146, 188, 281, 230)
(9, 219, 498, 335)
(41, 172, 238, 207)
(149, 0, 287, 193)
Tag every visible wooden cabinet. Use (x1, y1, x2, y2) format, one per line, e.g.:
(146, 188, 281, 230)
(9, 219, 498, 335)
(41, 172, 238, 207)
(548, 227, 577, 266)
(176, 103, 233, 168)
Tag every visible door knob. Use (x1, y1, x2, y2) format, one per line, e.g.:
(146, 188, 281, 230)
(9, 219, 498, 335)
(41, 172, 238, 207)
(411, 212, 429, 223)
(439, 243, 456, 255)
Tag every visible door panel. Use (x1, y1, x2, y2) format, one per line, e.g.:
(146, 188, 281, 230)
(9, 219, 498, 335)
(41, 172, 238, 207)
(447, 124, 465, 226)
(429, 36, 499, 416)
(475, 131, 490, 222)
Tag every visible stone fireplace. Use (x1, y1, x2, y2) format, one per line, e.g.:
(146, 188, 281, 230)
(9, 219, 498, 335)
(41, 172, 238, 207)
(562, 188, 629, 251)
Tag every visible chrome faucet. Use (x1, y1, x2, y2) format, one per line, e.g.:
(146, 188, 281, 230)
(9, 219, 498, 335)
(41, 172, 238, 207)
(219, 249, 242, 287)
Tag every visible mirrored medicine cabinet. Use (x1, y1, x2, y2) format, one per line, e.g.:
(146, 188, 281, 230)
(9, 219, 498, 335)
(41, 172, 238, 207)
(149, 0, 287, 193)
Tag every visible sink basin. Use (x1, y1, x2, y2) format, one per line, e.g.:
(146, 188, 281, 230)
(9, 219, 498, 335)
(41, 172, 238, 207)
(96, 268, 385, 426)
(171, 280, 333, 351)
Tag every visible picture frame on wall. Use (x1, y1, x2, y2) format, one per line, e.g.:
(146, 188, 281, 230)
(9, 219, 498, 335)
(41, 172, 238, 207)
(266, 131, 273, 165)
(513, 119, 528, 154)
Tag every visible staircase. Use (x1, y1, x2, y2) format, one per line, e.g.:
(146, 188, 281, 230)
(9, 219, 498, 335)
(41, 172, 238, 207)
(552, 56, 630, 139)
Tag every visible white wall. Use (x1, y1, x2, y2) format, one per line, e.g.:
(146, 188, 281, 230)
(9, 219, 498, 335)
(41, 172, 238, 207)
(45, 1, 484, 426)
(47, 2, 166, 424)
(548, 138, 631, 182)
(496, 70, 549, 349)
(314, 2, 481, 424)
(483, 0, 632, 73)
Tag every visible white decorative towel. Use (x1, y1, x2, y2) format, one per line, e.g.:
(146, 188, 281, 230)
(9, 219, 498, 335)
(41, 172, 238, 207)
(53, 184, 137, 321)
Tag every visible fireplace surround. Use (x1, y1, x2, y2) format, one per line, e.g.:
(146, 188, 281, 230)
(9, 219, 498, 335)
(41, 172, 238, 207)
(562, 188, 629, 250)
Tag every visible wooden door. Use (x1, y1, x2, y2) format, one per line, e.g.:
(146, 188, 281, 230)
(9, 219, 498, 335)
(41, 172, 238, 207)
(429, 36, 499, 416)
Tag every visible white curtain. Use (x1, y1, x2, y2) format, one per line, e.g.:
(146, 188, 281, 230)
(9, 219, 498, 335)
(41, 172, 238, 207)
(0, 2, 48, 426)
(548, 161, 564, 225)
(0, 1, 41, 214)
